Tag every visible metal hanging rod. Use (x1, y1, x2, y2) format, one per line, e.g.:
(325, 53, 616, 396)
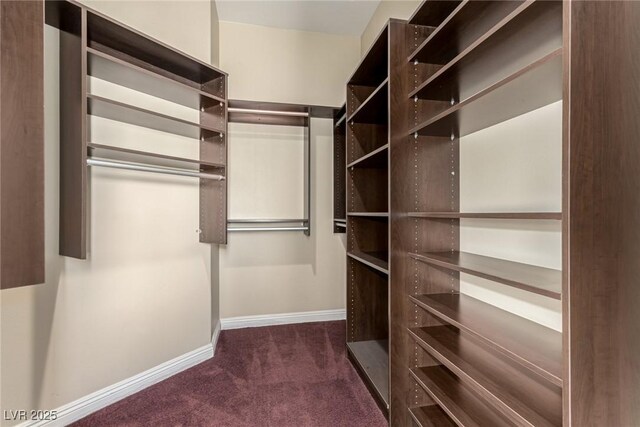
(227, 107, 309, 118)
(227, 226, 309, 232)
(227, 219, 308, 224)
(87, 158, 225, 181)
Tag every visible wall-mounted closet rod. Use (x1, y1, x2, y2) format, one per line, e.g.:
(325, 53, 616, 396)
(227, 107, 309, 117)
(227, 226, 309, 232)
(228, 219, 308, 224)
(87, 158, 225, 181)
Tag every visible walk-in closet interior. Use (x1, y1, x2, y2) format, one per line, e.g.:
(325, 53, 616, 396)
(1, 0, 638, 426)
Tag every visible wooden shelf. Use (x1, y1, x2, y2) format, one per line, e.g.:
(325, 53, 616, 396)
(409, 1, 523, 65)
(347, 212, 389, 218)
(347, 340, 389, 408)
(410, 251, 561, 299)
(349, 25, 388, 87)
(335, 113, 346, 128)
(409, 405, 456, 427)
(411, 366, 512, 427)
(87, 94, 224, 139)
(87, 47, 224, 110)
(347, 144, 388, 169)
(408, 212, 562, 220)
(87, 143, 224, 172)
(348, 251, 389, 275)
(409, 48, 562, 138)
(347, 78, 388, 125)
(410, 326, 562, 426)
(87, 10, 225, 86)
(408, 0, 463, 27)
(410, 293, 562, 387)
(409, 1, 549, 101)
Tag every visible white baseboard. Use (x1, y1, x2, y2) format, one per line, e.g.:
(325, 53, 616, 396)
(220, 308, 346, 330)
(19, 343, 214, 427)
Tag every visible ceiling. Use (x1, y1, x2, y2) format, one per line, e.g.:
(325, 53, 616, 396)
(215, 0, 381, 36)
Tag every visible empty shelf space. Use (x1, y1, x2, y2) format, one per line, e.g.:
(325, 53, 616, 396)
(347, 212, 389, 218)
(348, 251, 389, 274)
(410, 0, 558, 101)
(409, 0, 462, 27)
(347, 340, 389, 408)
(87, 143, 224, 171)
(411, 366, 512, 427)
(409, 1, 524, 64)
(349, 25, 388, 87)
(87, 10, 224, 85)
(410, 251, 561, 299)
(87, 48, 225, 110)
(347, 78, 388, 125)
(410, 293, 562, 386)
(409, 405, 456, 427)
(408, 212, 562, 220)
(409, 48, 562, 138)
(409, 326, 562, 427)
(87, 94, 225, 139)
(347, 144, 388, 169)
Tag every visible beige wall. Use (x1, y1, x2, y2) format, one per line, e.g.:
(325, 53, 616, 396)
(211, 1, 220, 67)
(0, 2, 216, 424)
(218, 21, 360, 318)
(360, 0, 421, 56)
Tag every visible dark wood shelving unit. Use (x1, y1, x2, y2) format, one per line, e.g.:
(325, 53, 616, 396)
(345, 21, 404, 414)
(410, 251, 562, 299)
(346, 340, 389, 407)
(46, 0, 229, 259)
(333, 104, 346, 233)
(388, 1, 577, 425)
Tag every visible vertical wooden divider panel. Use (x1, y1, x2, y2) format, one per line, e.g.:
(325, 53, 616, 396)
(0, 0, 45, 288)
(565, 1, 640, 425)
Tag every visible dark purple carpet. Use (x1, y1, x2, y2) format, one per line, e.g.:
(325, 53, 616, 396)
(73, 321, 387, 427)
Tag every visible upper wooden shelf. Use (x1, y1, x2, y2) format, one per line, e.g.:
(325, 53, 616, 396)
(87, 94, 224, 139)
(408, 212, 562, 220)
(409, 405, 455, 427)
(348, 251, 389, 275)
(408, 0, 462, 27)
(347, 78, 388, 125)
(409, 1, 524, 65)
(86, 10, 225, 86)
(348, 212, 389, 218)
(408, 48, 562, 138)
(348, 25, 388, 87)
(87, 143, 224, 172)
(410, 251, 561, 299)
(347, 144, 388, 169)
(410, 326, 562, 427)
(87, 48, 225, 111)
(409, 1, 561, 101)
(410, 293, 562, 387)
(411, 366, 513, 427)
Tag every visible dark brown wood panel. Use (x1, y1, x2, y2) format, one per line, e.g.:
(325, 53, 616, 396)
(347, 258, 389, 343)
(411, 366, 513, 427)
(0, 0, 44, 288)
(347, 78, 388, 124)
(347, 251, 389, 275)
(564, 1, 640, 425)
(408, 0, 462, 27)
(346, 144, 388, 169)
(333, 104, 346, 232)
(410, 325, 562, 426)
(412, 293, 562, 387)
(409, 212, 562, 220)
(410, 251, 562, 299)
(57, 2, 87, 259)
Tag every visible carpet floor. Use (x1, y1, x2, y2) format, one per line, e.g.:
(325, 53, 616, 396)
(73, 321, 387, 427)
